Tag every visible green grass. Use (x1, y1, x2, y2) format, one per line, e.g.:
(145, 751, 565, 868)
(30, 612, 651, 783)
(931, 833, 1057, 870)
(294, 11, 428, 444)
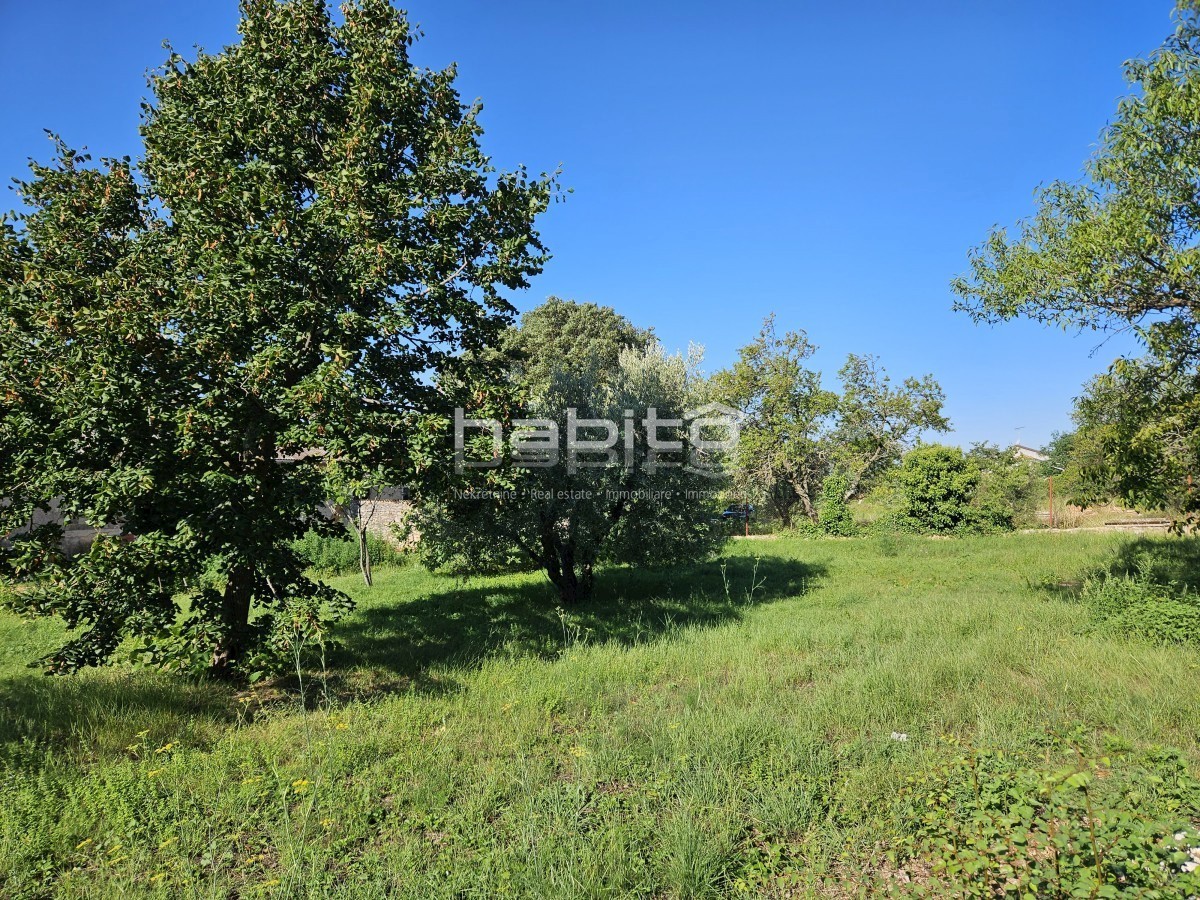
(2, 533, 1199, 897)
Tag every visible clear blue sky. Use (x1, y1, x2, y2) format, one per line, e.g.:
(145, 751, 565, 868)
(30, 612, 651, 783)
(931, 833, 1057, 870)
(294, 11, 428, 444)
(0, 1, 1176, 448)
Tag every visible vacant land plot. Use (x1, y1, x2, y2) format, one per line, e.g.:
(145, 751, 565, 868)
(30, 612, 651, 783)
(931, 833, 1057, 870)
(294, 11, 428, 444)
(2, 532, 1198, 897)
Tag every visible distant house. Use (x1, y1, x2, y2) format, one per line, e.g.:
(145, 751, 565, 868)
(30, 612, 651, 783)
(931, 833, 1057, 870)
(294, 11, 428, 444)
(6, 452, 416, 558)
(1013, 444, 1049, 463)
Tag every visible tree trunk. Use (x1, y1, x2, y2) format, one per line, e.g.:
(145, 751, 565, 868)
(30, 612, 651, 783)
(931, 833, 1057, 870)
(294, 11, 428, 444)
(550, 564, 594, 604)
(843, 448, 886, 502)
(578, 561, 594, 601)
(771, 491, 793, 528)
(553, 566, 579, 604)
(540, 537, 594, 604)
(797, 487, 819, 524)
(356, 525, 372, 587)
(210, 563, 254, 679)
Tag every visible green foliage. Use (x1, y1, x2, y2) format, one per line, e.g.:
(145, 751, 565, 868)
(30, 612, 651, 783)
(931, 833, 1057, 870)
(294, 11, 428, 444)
(0, 0, 553, 676)
(892, 734, 1200, 897)
(897, 445, 980, 534)
(817, 474, 856, 536)
(500, 296, 656, 396)
(1042, 430, 1076, 476)
(1082, 568, 1200, 646)
(966, 442, 1042, 532)
(290, 529, 409, 576)
(952, 2, 1200, 524)
(420, 299, 725, 603)
(1071, 361, 1199, 518)
(712, 316, 835, 528)
(712, 319, 949, 530)
(833, 354, 950, 500)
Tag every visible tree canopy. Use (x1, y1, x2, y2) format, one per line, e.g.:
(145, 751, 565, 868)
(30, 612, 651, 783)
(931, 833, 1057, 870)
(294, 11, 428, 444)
(711, 316, 835, 527)
(952, 0, 1200, 521)
(419, 299, 724, 603)
(712, 317, 948, 526)
(0, 0, 554, 676)
(499, 296, 655, 395)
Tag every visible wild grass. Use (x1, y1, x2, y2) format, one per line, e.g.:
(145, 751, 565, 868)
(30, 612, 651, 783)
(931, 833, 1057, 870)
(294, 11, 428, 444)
(1, 532, 1198, 897)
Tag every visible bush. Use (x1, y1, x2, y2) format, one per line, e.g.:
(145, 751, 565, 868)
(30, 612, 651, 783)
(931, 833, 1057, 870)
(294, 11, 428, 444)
(782, 517, 823, 538)
(889, 733, 1200, 897)
(897, 445, 979, 533)
(817, 474, 857, 536)
(965, 443, 1042, 532)
(1082, 569, 1200, 645)
(290, 529, 410, 576)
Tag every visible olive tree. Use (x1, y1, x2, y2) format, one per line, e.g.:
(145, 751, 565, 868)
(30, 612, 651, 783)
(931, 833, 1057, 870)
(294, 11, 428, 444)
(0, 0, 553, 676)
(419, 301, 726, 603)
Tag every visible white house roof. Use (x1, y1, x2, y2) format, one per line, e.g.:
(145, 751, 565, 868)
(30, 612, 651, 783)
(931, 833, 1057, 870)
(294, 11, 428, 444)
(1012, 444, 1049, 462)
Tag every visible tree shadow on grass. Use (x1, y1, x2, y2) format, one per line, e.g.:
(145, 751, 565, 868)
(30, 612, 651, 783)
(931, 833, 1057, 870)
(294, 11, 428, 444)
(0, 668, 236, 770)
(0, 556, 822, 755)
(1037, 534, 1200, 603)
(1103, 535, 1200, 590)
(331, 554, 823, 682)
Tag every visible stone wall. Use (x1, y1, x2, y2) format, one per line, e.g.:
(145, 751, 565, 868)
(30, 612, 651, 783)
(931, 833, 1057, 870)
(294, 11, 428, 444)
(358, 498, 417, 548)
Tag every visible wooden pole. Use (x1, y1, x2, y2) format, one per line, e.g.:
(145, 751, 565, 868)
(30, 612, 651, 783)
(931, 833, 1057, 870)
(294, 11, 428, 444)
(1048, 475, 1054, 530)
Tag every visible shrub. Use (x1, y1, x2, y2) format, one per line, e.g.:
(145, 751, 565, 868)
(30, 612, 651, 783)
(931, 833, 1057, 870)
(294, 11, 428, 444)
(965, 443, 1042, 532)
(1082, 569, 1200, 645)
(896, 445, 979, 533)
(817, 474, 857, 536)
(888, 733, 1200, 897)
(290, 530, 410, 576)
(783, 517, 824, 538)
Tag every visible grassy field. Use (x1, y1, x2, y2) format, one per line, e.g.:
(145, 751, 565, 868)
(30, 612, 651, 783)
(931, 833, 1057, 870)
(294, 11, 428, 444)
(2, 532, 1199, 897)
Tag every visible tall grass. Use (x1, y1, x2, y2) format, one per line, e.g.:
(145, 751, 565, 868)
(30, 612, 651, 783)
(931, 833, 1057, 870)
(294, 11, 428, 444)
(1, 532, 1198, 897)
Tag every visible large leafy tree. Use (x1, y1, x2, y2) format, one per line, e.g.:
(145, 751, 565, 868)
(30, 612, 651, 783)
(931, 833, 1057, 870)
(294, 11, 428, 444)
(1070, 360, 1199, 514)
(420, 299, 723, 603)
(711, 316, 836, 527)
(952, 0, 1200, 521)
(712, 319, 947, 525)
(832, 354, 949, 501)
(499, 295, 655, 394)
(0, 0, 553, 676)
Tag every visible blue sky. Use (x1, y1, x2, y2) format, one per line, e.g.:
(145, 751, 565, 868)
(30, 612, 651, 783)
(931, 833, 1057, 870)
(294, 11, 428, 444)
(0, 1, 1177, 448)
